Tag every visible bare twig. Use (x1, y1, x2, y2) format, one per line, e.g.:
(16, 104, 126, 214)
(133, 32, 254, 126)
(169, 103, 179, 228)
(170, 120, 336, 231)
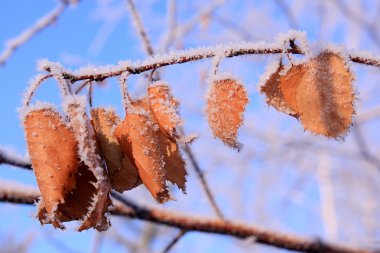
(357, 106, 380, 124)
(91, 232, 104, 253)
(316, 155, 338, 239)
(2, 188, 378, 253)
(162, 230, 186, 253)
(332, 0, 380, 48)
(181, 142, 225, 219)
(159, 0, 178, 52)
(213, 13, 257, 41)
(274, 0, 299, 29)
(352, 125, 380, 171)
(124, 0, 160, 81)
(125, 0, 154, 56)
(74, 79, 93, 94)
(173, 0, 225, 44)
(0, 2, 69, 66)
(161, 229, 187, 253)
(0, 179, 39, 204)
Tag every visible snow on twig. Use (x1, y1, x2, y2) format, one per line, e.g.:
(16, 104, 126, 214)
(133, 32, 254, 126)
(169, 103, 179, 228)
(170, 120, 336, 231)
(34, 37, 380, 85)
(0, 147, 31, 170)
(0, 2, 69, 66)
(0, 179, 39, 204)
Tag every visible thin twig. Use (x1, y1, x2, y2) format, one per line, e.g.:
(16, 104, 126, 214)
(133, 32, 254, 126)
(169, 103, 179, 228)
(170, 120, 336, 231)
(159, 0, 178, 52)
(125, 0, 160, 81)
(332, 0, 380, 49)
(2, 188, 378, 253)
(352, 125, 380, 171)
(357, 106, 380, 124)
(0, 2, 69, 66)
(161, 229, 187, 253)
(213, 13, 257, 41)
(173, 0, 225, 44)
(91, 232, 104, 253)
(274, 0, 299, 29)
(88, 82, 93, 107)
(181, 142, 225, 220)
(74, 79, 93, 94)
(125, 0, 154, 56)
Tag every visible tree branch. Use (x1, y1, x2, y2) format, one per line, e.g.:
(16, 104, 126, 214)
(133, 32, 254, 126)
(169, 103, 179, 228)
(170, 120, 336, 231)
(181, 142, 225, 219)
(42, 41, 380, 83)
(160, 229, 187, 253)
(0, 148, 32, 170)
(0, 2, 70, 66)
(1, 186, 378, 253)
(125, 0, 155, 56)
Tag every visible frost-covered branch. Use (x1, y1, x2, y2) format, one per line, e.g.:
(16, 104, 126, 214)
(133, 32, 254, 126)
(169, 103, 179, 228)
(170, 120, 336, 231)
(1, 187, 378, 253)
(39, 40, 380, 84)
(0, 148, 32, 170)
(0, 2, 71, 66)
(0, 180, 38, 204)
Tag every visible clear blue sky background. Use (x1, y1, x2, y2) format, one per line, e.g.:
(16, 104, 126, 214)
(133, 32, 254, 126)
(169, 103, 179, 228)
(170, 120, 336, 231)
(1, 0, 379, 252)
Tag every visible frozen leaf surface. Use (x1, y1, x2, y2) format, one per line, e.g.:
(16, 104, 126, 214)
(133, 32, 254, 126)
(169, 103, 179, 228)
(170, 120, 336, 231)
(206, 78, 249, 149)
(115, 106, 170, 203)
(63, 95, 111, 231)
(137, 98, 187, 192)
(24, 108, 79, 228)
(91, 107, 141, 192)
(147, 82, 181, 138)
(260, 61, 298, 117)
(280, 52, 355, 138)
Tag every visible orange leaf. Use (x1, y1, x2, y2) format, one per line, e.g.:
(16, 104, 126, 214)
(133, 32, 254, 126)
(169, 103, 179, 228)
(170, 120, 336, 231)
(206, 78, 249, 149)
(147, 83, 181, 137)
(115, 107, 170, 203)
(280, 52, 355, 138)
(64, 97, 111, 231)
(136, 98, 187, 192)
(91, 107, 141, 192)
(260, 62, 298, 117)
(24, 108, 79, 228)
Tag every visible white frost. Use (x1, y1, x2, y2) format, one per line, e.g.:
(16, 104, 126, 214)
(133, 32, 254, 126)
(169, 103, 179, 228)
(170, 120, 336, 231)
(18, 101, 57, 123)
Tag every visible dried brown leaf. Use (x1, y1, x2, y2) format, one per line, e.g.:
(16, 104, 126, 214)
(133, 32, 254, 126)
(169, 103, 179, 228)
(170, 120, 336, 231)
(115, 107, 170, 203)
(91, 108, 141, 192)
(24, 108, 79, 228)
(206, 78, 249, 149)
(135, 98, 187, 192)
(64, 98, 111, 231)
(280, 52, 355, 138)
(260, 62, 298, 117)
(147, 83, 181, 137)
(157, 130, 187, 191)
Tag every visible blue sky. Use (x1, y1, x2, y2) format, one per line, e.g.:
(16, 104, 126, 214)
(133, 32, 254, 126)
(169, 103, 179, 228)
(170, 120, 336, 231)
(1, 0, 379, 252)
